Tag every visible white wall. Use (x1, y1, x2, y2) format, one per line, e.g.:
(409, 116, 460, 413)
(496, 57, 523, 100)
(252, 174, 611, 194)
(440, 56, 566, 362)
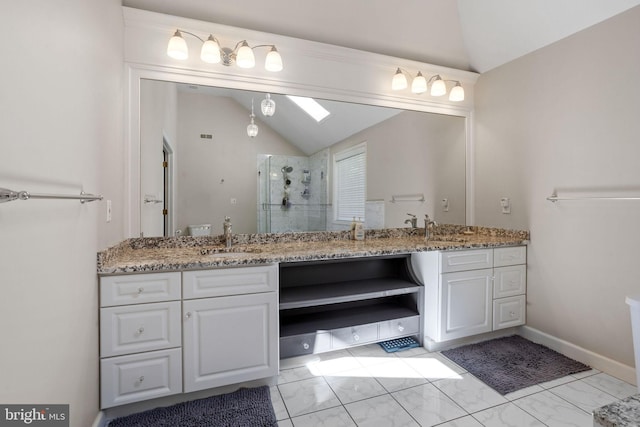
(474, 6, 640, 372)
(0, 1, 123, 426)
(176, 91, 304, 234)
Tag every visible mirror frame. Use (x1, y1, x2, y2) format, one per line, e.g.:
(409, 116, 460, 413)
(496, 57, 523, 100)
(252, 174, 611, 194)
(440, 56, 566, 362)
(125, 64, 475, 238)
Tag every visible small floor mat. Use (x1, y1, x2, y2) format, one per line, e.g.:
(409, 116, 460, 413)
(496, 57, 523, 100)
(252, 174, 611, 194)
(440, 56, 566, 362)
(441, 335, 590, 395)
(379, 336, 420, 353)
(108, 386, 277, 427)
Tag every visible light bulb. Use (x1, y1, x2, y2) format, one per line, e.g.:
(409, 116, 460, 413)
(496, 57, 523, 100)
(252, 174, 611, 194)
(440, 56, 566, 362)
(167, 30, 188, 60)
(430, 76, 446, 97)
(265, 47, 283, 72)
(200, 35, 221, 64)
(236, 41, 255, 68)
(391, 68, 407, 90)
(261, 94, 276, 117)
(449, 82, 465, 102)
(411, 71, 427, 94)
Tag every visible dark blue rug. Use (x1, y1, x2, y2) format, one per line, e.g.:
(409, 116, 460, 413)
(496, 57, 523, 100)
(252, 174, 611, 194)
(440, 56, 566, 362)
(442, 335, 591, 395)
(108, 386, 277, 427)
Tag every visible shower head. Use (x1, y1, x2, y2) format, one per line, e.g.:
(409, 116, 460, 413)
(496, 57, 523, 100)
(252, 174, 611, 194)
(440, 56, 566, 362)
(281, 166, 293, 173)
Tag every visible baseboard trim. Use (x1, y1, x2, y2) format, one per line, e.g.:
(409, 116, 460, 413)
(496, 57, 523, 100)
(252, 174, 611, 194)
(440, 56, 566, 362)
(518, 325, 637, 386)
(91, 411, 107, 427)
(424, 328, 519, 352)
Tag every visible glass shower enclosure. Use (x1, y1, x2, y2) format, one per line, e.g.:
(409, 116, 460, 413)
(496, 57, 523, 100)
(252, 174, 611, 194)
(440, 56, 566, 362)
(257, 150, 329, 233)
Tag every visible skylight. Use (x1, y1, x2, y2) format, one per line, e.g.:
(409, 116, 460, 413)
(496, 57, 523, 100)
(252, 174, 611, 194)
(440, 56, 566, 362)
(286, 95, 330, 122)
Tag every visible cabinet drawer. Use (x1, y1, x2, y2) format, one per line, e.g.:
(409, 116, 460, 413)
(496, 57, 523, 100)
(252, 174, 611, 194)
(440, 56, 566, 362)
(100, 348, 182, 409)
(379, 316, 420, 340)
(280, 332, 332, 358)
(100, 301, 181, 358)
(494, 246, 526, 267)
(183, 265, 277, 299)
(441, 249, 493, 273)
(332, 323, 378, 349)
(493, 295, 526, 330)
(494, 265, 526, 298)
(100, 272, 181, 307)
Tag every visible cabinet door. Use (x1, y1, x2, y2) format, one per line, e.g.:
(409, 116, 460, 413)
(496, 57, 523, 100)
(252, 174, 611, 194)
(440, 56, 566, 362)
(183, 292, 278, 393)
(440, 269, 493, 340)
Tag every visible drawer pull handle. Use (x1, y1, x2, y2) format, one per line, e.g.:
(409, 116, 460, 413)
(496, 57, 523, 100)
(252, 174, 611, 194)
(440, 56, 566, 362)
(138, 376, 144, 383)
(137, 287, 144, 294)
(398, 324, 405, 332)
(185, 312, 192, 319)
(509, 311, 516, 317)
(302, 343, 310, 350)
(353, 334, 360, 341)
(136, 327, 145, 336)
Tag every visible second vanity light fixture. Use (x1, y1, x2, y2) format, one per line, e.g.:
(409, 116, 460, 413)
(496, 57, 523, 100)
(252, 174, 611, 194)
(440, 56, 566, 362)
(392, 68, 464, 101)
(167, 29, 283, 72)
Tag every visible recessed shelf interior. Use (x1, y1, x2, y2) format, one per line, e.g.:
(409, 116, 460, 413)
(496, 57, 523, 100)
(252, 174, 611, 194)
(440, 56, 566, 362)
(279, 255, 422, 340)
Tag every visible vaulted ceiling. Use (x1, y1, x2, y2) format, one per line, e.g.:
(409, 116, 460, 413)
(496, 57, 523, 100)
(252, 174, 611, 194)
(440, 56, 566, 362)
(123, 0, 640, 73)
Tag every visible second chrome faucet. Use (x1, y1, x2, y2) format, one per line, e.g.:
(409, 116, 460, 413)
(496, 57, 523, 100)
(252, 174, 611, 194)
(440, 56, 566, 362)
(223, 216, 233, 248)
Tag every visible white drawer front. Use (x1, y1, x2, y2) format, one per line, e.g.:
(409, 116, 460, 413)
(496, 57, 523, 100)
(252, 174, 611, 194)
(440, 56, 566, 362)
(100, 301, 181, 357)
(332, 324, 378, 349)
(100, 348, 182, 409)
(493, 295, 526, 330)
(183, 265, 277, 299)
(494, 265, 527, 298)
(100, 272, 181, 307)
(378, 316, 420, 340)
(441, 249, 493, 273)
(494, 246, 526, 267)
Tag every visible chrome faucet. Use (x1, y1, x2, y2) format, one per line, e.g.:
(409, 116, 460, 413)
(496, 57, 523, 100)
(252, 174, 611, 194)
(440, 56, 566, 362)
(404, 213, 417, 228)
(223, 216, 233, 248)
(424, 214, 437, 240)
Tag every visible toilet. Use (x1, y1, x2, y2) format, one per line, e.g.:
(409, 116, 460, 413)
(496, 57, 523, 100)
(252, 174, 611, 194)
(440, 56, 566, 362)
(188, 224, 211, 236)
(627, 294, 640, 392)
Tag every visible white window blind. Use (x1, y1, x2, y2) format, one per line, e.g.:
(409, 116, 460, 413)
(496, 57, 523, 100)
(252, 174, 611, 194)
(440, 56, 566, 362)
(334, 143, 366, 222)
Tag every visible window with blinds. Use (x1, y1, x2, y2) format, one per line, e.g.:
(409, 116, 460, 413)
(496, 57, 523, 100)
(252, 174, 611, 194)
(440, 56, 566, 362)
(333, 142, 366, 222)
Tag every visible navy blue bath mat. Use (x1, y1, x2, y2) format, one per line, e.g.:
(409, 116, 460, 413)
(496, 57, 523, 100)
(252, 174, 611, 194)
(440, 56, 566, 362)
(441, 335, 590, 395)
(108, 386, 277, 427)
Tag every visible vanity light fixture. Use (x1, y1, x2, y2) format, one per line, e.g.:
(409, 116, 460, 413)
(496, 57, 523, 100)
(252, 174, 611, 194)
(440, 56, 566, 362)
(167, 29, 283, 72)
(391, 67, 464, 101)
(261, 93, 276, 117)
(247, 99, 259, 138)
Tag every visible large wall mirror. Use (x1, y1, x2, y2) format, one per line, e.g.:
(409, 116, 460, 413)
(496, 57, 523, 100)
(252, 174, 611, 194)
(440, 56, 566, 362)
(137, 78, 468, 237)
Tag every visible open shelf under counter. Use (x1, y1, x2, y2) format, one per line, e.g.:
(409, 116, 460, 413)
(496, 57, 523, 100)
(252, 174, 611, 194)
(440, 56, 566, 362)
(278, 254, 423, 358)
(279, 277, 420, 310)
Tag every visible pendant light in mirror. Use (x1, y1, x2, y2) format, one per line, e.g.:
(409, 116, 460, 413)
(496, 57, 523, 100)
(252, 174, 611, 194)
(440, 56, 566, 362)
(247, 99, 258, 138)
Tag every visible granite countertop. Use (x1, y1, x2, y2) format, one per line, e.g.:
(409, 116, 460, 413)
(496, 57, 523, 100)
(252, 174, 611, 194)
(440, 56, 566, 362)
(593, 394, 640, 426)
(97, 225, 530, 275)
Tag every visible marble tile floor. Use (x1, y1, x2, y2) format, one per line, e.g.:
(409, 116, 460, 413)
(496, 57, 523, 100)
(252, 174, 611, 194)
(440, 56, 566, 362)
(270, 344, 638, 427)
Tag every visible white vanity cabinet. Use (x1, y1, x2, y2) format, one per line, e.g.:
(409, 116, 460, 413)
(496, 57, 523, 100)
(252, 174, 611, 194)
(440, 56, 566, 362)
(98, 265, 279, 408)
(99, 272, 183, 409)
(411, 245, 526, 344)
(182, 265, 279, 393)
